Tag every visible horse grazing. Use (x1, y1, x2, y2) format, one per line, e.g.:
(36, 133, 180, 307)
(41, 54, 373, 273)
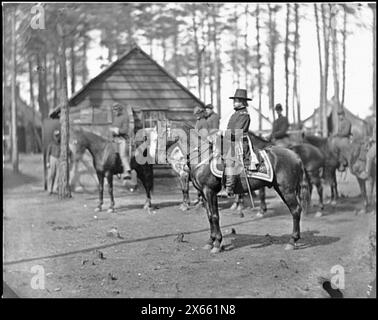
(71, 128, 154, 213)
(167, 127, 310, 253)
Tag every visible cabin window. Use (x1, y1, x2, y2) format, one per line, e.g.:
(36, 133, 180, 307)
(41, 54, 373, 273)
(142, 110, 166, 129)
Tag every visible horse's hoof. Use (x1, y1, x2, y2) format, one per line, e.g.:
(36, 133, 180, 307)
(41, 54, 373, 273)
(237, 205, 244, 212)
(256, 212, 264, 219)
(94, 207, 102, 213)
(230, 203, 237, 211)
(143, 203, 151, 210)
(147, 208, 156, 215)
(331, 200, 337, 206)
(107, 208, 115, 213)
(202, 244, 213, 250)
(239, 212, 244, 218)
(210, 246, 222, 254)
(285, 243, 296, 251)
(315, 211, 323, 218)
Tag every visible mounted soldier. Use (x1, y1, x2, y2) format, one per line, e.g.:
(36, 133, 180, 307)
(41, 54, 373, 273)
(331, 108, 352, 171)
(224, 89, 259, 197)
(205, 103, 220, 135)
(109, 102, 132, 180)
(269, 103, 290, 147)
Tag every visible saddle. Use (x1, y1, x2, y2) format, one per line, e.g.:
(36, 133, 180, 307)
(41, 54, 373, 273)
(211, 135, 273, 182)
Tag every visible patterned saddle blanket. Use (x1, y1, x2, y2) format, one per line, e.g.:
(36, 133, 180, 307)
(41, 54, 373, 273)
(210, 136, 274, 182)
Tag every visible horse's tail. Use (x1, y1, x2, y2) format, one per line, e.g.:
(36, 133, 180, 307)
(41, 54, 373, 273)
(298, 161, 310, 216)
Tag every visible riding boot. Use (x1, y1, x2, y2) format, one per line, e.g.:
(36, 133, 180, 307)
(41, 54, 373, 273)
(225, 166, 236, 197)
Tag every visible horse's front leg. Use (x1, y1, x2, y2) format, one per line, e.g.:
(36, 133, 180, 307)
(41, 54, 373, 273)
(357, 177, 368, 214)
(178, 172, 190, 211)
(143, 189, 152, 211)
(106, 172, 115, 213)
(256, 187, 267, 218)
(95, 172, 104, 212)
(330, 170, 338, 205)
(203, 186, 222, 253)
(313, 174, 324, 218)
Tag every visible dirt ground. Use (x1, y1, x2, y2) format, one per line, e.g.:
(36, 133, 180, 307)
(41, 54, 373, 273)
(3, 154, 376, 298)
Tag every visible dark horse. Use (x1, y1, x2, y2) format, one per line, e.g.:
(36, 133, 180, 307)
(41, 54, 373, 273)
(233, 132, 326, 216)
(167, 126, 310, 253)
(301, 134, 340, 205)
(71, 128, 154, 213)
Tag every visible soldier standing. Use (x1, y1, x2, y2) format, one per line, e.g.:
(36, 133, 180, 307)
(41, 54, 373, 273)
(46, 129, 61, 194)
(110, 103, 132, 179)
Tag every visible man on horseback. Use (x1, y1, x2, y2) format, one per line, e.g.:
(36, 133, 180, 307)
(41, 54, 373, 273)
(332, 108, 352, 171)
(269, 103, 290, 147)
(110, 102, 132, 180)
(224, 89, 258, 197)
(205, 103, 220, 135)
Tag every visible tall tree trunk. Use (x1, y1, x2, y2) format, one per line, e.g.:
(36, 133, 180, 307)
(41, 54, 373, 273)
(161, 38, 167, 66)
(341, 7, 347, 109)
(57, 21, 71, 199)
(314, 4, 325, 136)
(82, 35, 88, 85)
(207, 8, 214, 105)
(268, 4, 276, 121)
(370, 4, 376, 114)
(37, 51, 49, 120)
(53, 56, 58, 107)
(244, 4, 249, 90)
(70, 39, 76, 95)
(173, 24, 179, 77)
(11, 6, 18, 172)
(256, 4, 263, 131)
(212, 7, 221, 116)
(29, 56, 40, 153)
(331, 4, 340, 133)
(284, 4, 290, 117)
(191, 6, 202, 100)
(321, 4, 331, 136)
(294, 3, 301, 125)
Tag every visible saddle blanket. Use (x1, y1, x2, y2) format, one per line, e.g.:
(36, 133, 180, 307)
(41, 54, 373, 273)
(210, 149, 274, 183)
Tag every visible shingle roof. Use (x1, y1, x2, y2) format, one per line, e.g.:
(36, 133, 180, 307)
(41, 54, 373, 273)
(49, 45, 204, 118)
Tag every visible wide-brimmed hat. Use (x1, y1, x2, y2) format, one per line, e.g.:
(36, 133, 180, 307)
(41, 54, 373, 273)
(229, 89, 252, 101)
(205, 104, 214, 109)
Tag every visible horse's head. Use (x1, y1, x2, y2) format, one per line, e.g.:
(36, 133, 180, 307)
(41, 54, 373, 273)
(70, 128, 89, 161)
